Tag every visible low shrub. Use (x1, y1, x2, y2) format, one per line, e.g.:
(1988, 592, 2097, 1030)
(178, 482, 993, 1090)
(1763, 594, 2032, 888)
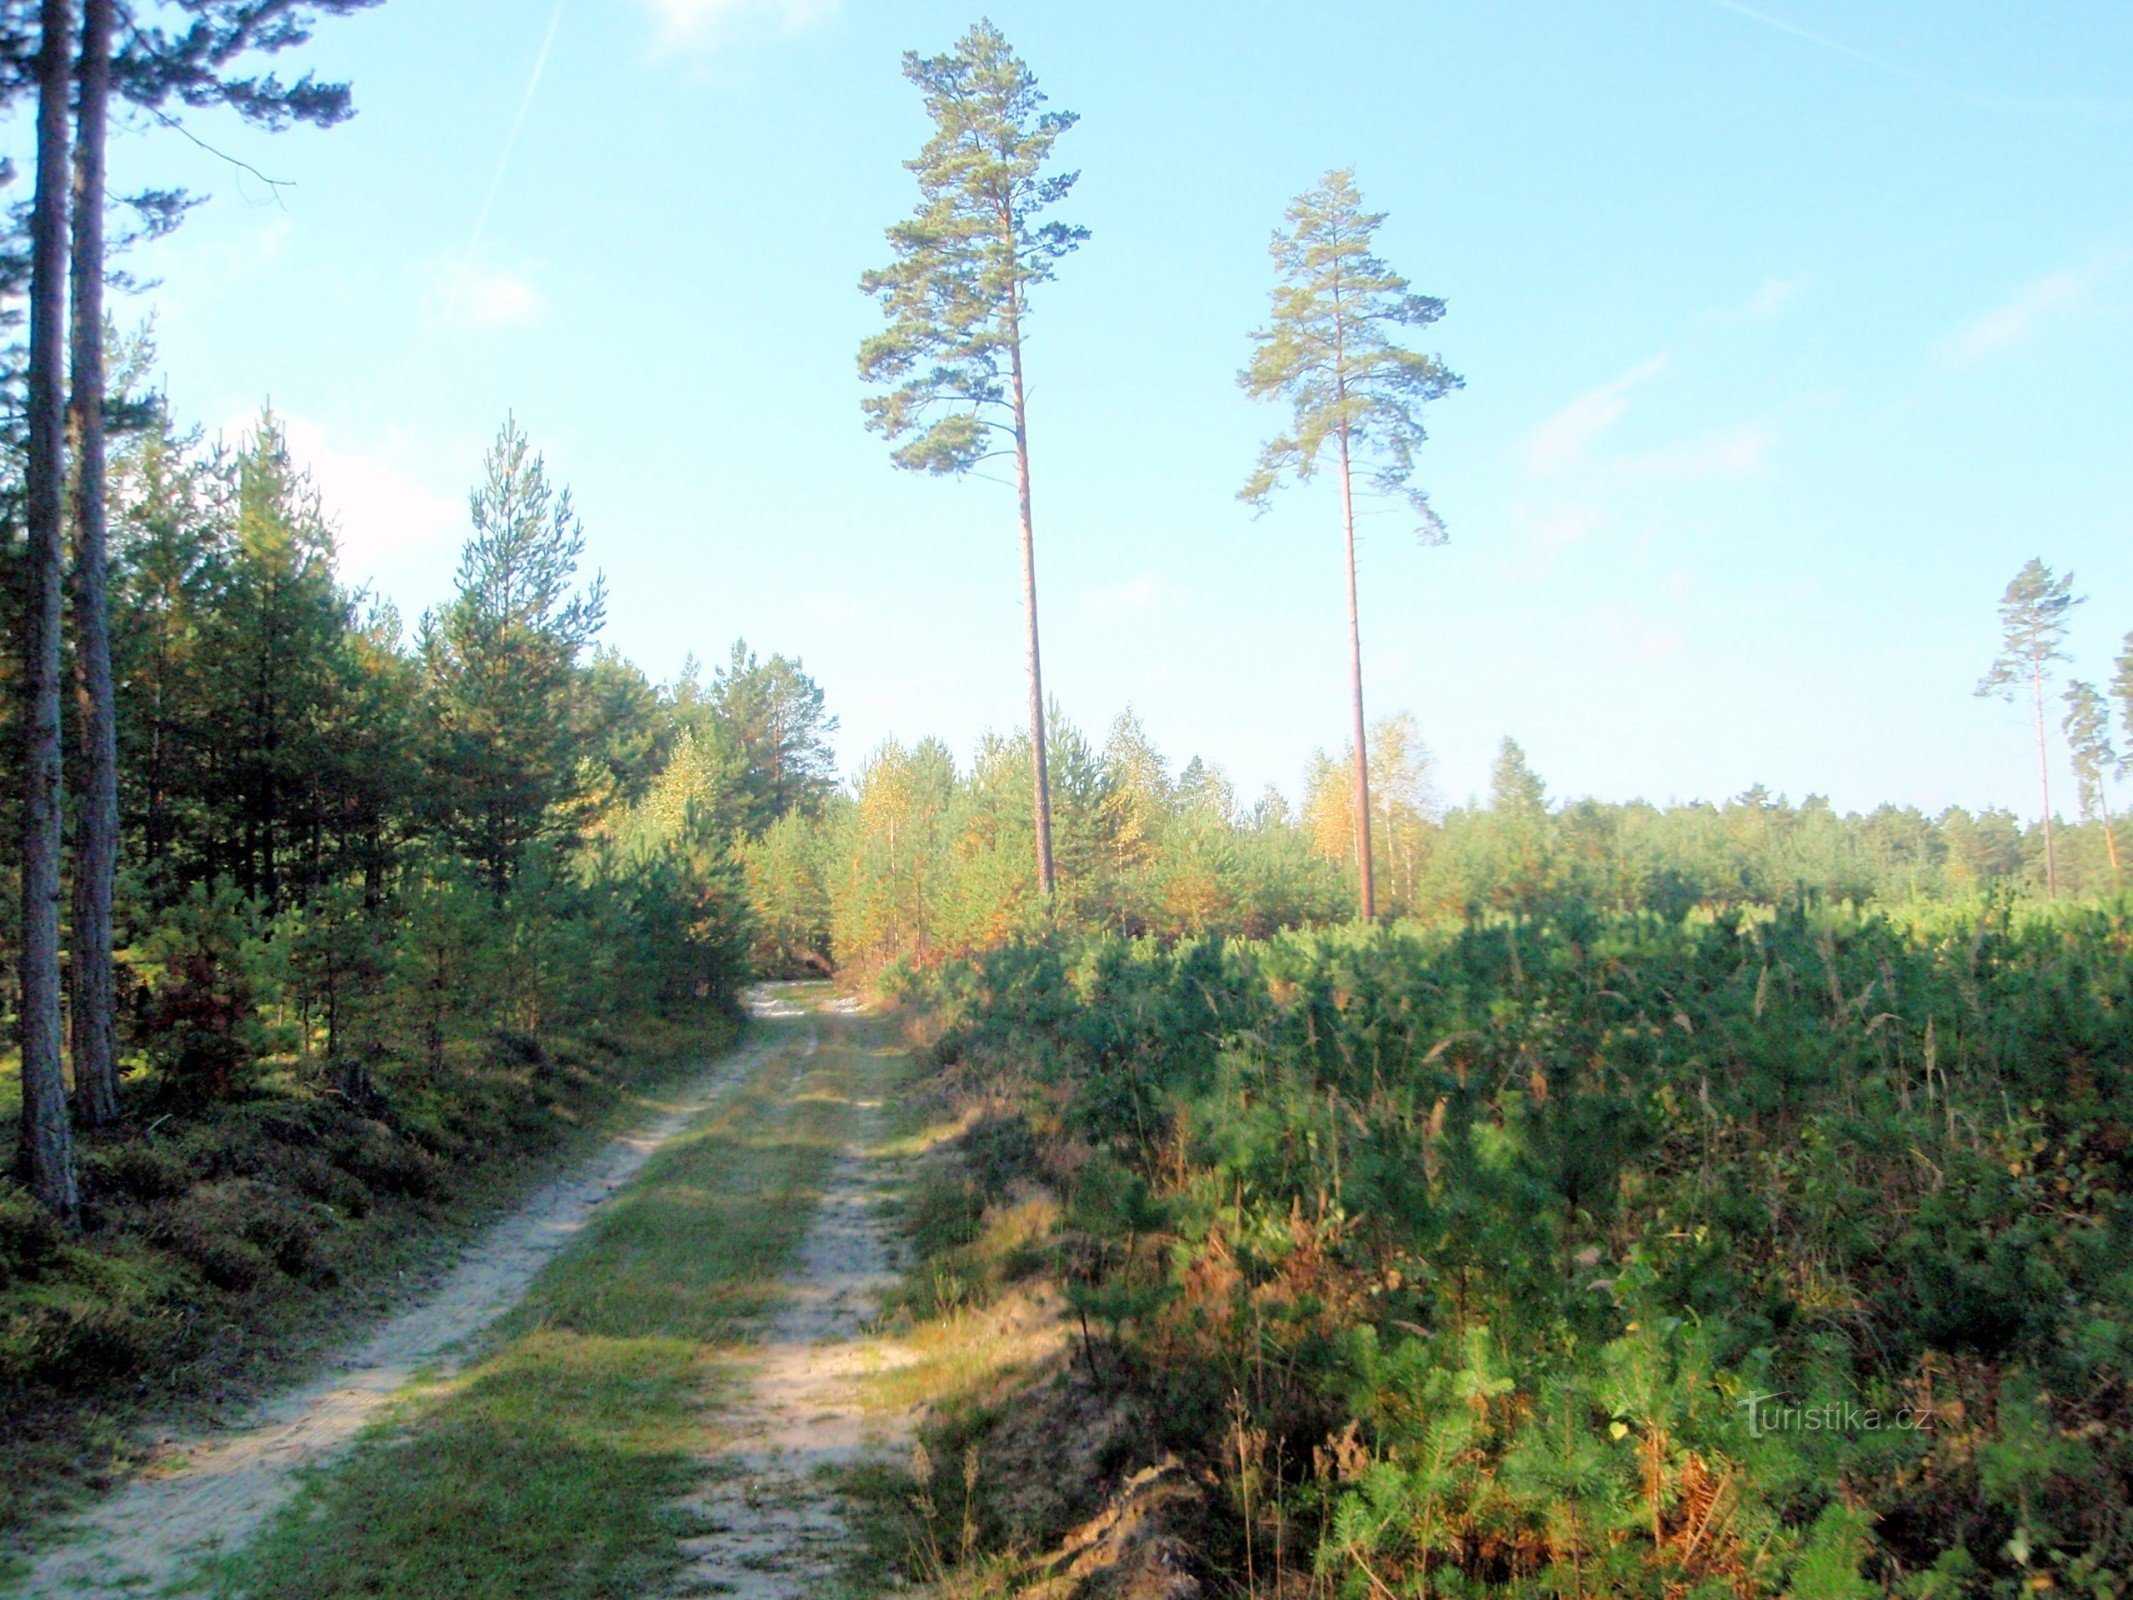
(0, 1242, 183, 1391)
(81, 1141, 192, 1205)
(156, 1179, 331, 1289)
(329, 1120, 444, 1199)
(0, 1184, 67, 1291)
(904, 902, 2133, 1599)
(270, 1147, 374, 1219)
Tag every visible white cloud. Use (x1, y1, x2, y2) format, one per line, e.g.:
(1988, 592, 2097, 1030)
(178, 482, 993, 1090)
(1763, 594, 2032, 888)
(1626, 624, 1687, 665)
(1081, 571, 1172, 623)
(272, 416, 465, 581)
(1742, 275, 1805, 320)
(242, 215, 295, 271)
(1521, 356, 1667, 478)
(439, 264, 547, 331)
(1943, 254, 2129, 367)
(1595, 604, 1688, 667)
(645, 0, 837, 52)
(1530, 502, 1606, 550)
(801, 589, 867, 628)
(1686, 275, 1806, 333)
(1622, 423, 1775, 483)
(1523, 358, 1771, 488)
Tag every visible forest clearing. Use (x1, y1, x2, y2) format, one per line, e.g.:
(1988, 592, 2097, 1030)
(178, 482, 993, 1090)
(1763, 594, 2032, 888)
(2, 3, 2129, 1598)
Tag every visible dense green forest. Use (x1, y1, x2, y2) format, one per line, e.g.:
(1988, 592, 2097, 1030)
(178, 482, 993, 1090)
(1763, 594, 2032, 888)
(740, 713, 2123, 978)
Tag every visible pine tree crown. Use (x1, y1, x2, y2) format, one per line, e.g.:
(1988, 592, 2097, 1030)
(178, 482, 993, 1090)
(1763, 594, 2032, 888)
(1240, 168, 1462, 540)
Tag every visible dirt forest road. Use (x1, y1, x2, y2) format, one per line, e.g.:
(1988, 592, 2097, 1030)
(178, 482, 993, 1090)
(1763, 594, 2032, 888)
(11, 986, 911, 1600)
(677, 995, 911, 1596)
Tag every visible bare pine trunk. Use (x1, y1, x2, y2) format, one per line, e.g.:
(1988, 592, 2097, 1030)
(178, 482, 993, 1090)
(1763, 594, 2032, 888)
(2033, 663, 2057, 899)
(1007, 310, 1055, 899)
(19, 0, 80, 1221)
(69, 0, 121, 1127)
(1338, 425, 1375, 922)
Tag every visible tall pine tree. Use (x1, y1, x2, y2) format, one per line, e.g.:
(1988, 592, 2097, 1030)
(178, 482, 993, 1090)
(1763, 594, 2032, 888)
(710, 641, 838, 834)
(207, 413, 349, 910)
(1976, 558, 2081, 899)
(1241, 169, 1460, 921)
(66, 0, 122, 1126)
(69, 0, 381, 1126)
(17, 0, 78, 1220)
(859, 19, 1085, 900)
(2062, 679, 2120, 886)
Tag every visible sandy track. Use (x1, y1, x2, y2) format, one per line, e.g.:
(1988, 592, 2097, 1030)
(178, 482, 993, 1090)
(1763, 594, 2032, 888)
(13, 1018, 782, 1600)
(675, 1009, 914, 1598)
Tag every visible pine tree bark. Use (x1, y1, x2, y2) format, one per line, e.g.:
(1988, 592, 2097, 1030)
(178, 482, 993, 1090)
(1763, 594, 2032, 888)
(1337, 421, 1376, 922)
(19, 0, 81, 1222)
(69, 0, 122, 1127)
(1006, 294, 1055, 900)
(2034, 661, 2057, 898)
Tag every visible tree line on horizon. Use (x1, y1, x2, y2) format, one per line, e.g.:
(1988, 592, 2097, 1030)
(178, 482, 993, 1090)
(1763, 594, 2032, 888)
(732, 703, 2115, 978)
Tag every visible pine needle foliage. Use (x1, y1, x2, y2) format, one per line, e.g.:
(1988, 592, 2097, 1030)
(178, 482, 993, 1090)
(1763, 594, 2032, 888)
(1976, 558, 2080, 703)
(1239, 167, 1462, 535)
(909, 898, 2133, 1597)
(857, 17, 1083, 474)
(1238, 168, 1460, 922)
(420, 418, 607, 898)
(856, 17, 1087, 901)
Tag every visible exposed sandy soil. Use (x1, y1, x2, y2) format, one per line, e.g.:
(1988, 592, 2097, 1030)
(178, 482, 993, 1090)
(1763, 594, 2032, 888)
(673, 1004, 917, 1598)
(9, 1016, 782, 1600)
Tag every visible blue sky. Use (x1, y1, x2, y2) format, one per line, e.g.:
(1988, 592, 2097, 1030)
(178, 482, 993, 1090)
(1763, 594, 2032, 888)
(64, 0, 2133, 815)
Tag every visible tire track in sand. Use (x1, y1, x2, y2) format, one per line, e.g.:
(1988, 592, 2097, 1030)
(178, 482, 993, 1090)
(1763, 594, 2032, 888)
(671, 997, 916, 1599)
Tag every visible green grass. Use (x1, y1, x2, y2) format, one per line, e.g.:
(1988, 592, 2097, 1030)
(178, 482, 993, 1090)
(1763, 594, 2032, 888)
(190, 997, 887, 1600)
(209, 1334, 719, 1600)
